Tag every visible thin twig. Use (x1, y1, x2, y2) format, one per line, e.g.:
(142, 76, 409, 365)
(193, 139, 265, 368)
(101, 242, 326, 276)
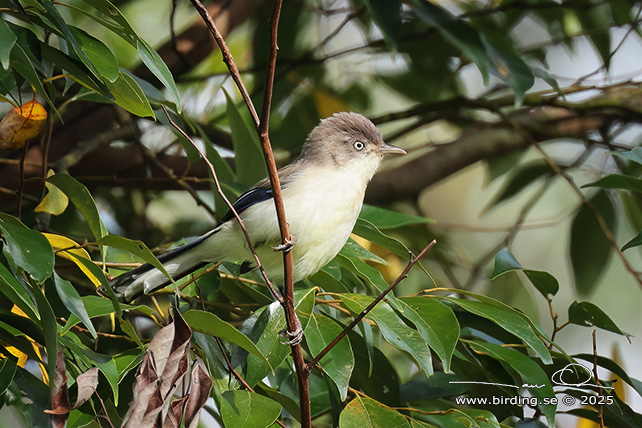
(592, 330, 606, 428)
(189, 0, 311, 424)
(305, 240, 437, 372)
(189, 0, 259, 126)
(254, 2, 311, 425)
(161, 106, 282, 302)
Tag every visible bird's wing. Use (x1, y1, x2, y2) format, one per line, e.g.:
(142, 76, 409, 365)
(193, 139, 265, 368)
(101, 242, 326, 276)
(220, 163, 299, 223)
(220, 186, 273, 223)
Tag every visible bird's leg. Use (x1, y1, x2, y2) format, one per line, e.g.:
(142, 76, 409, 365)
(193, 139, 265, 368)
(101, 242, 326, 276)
(272, 235, 296, 253)
(279, 314, 303, 346)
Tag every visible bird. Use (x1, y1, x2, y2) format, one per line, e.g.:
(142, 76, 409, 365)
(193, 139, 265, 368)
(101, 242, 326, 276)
(110, 112, 406, 302)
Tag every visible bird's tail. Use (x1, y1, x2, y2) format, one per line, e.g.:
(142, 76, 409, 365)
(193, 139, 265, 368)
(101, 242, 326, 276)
(109, 233, 214, 302)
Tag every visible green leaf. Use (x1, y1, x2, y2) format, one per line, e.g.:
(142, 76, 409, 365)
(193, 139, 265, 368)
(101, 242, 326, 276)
(442, 294, 552, 364)
(183, 309, 268, 361)
(98, 234, 171, 283)
(484, 162, 552, 212)
(0, 358, 17, 398)
(523, 269, 559, 297)
(360, 205, 431, 229)
(353, 218, 410, 258)
(104, 71, 155, 118)
(568, 301, 630, 338)
(80, 0, 182, 111)
(575, 353, 642, 397)
(336, 253, 400, 310)
(0, 256, 38, 321)
(398, 297, 459, 373)
(490, 248, 559, 297)
(0, 19, 17, 69)
(0, 213, 54, 283)
(62, 295, 152, 334)
(39, 43, 113, 99)
(69, 26, 119, 82)
(570, 190, 615, 296)
(10, 40, 55, 109)
(480, 32, 534, 106)
(40, 0, 104, 81)
(339, 396, 410, 428)
(341, 294, 433, 376)
(46, 173, 108, 241)
(608, 147, 642, 165)
(466, 341, 556, 428)
(33, 280, 59, 389)
(54, 274, 97, 338)
(410, 0, 489, 82)
(220, 390, 281, 428)
(61, 333, 122, 405)
(348, 328, 401, 405)
(583, 174, 642, 192)
(489, 248, 522, 279)
(364, 0, 401, 53)
(136, 39, 181, 112)
(342, 238, 388, 265)
(244, 288, 315, 386)
(575, 7, 611, 68)
(305, 313, 354, 401)
(621, 228, 642, 251)
(225, 91, 267, 186)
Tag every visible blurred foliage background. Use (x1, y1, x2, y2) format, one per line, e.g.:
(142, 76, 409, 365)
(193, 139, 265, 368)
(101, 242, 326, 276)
(1, 0, 642, 427)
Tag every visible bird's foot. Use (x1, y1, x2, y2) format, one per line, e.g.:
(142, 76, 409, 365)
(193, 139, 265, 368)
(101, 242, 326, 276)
(279, 315, 303, 346)
(273, 235, 296, 253)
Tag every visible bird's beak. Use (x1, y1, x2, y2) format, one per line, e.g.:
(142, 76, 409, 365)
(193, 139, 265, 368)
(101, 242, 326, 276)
(378, 143, 407, 155)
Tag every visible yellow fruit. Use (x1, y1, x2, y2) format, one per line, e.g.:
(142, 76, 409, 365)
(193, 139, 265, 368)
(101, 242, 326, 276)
(0, 99, 47, 150)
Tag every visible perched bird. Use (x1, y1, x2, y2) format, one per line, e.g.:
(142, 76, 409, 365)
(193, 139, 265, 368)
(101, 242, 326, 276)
(110, 112, 406, 302)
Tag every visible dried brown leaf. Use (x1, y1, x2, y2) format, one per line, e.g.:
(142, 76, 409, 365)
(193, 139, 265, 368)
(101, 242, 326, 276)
(184, 359, 213, 428)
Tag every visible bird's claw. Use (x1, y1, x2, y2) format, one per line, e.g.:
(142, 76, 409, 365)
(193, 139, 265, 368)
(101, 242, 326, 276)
(273, 236, 296, 253)
(279, 316, 303, 346)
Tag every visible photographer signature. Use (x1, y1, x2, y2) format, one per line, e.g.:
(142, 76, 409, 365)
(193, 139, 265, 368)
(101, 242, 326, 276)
(450, 362, 614, 390)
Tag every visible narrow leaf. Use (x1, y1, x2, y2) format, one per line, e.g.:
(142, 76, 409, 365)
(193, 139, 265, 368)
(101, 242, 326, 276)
(104, 71, 155, 118)
(442, 295, 552, 363)
(183, 309, 268, 361)
(364, 0, 401, 53)
(54, 274, 97, 338)
(225, 91, 267, 185)
(46, 174, 108, 241)
(583, 174, 642, 192)
(0, 19, 17, 69)
(410, 0, 489, 82)
(360, 205, 431, 229)
(341, 294, 433, 376)
(570, 190, 615, 296)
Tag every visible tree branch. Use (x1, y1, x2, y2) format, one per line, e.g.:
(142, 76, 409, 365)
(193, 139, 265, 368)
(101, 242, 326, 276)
(189, 0, 310, 424)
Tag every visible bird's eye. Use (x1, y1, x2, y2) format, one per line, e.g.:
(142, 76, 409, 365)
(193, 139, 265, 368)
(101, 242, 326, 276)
(353, 141, 365, 151)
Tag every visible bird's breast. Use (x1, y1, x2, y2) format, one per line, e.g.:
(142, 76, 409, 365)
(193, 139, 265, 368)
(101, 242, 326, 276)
(282, 167, 367, 280)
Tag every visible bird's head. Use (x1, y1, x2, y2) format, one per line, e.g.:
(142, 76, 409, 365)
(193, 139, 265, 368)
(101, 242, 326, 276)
(300, 112, 406, 179)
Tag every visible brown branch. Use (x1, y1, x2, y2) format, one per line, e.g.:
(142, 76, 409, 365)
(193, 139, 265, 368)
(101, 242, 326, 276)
(305, 240, 437, 373)
(257, 2, 312, 425)
(190, 0, 311, 424)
